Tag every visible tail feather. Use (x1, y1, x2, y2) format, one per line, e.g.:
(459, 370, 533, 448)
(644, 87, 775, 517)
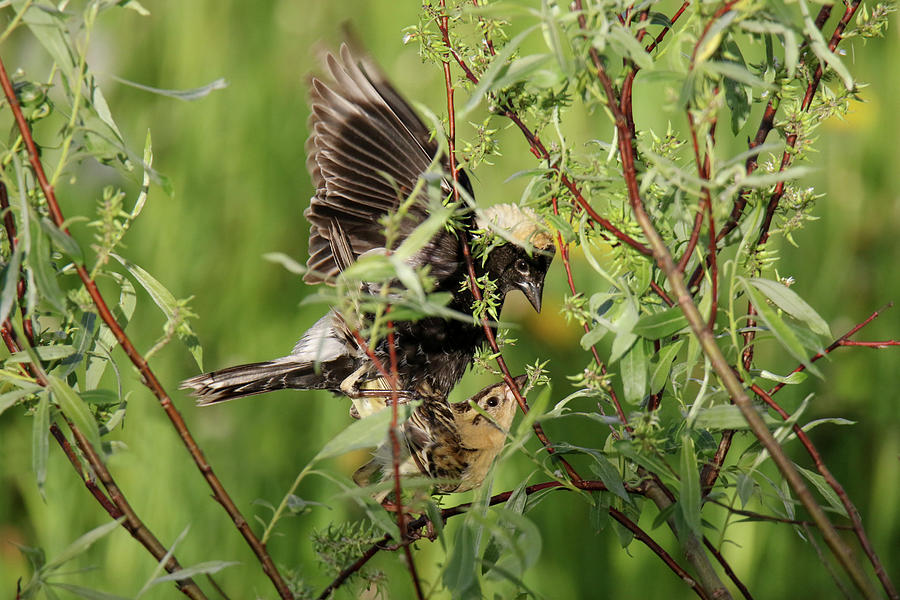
(181, 360, 324, 406)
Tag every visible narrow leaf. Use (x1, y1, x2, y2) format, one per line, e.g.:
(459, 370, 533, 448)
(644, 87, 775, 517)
(48, 375, 102, 452)
(0, 385, 41, 416)
(315, 407, 405, 461)
(749, 277, 831, 337)
(44, 518, 125, 572)
(0, 246, 23, 324)
(620, 339, 647, 404)
(679, 435, 702, 536)
(112, 76, 229, 101)
(7, 345, 76, 363)
(742, 280, 821, 377)
(32, 392, 50, 499)
(650, 340, 684, 394)
(632, 307, 689, 339)
(40, 218, 83, 261)
(150, 560, 239, 583)
(47, 583, 130, 600)
(29, 219, 66, 313)
(693, 404, 780, 430)
(608, 25, 654, 70)
(759, 370, 808, 385)
(588, 453, 631, 504)
(795, 464, 848, 517)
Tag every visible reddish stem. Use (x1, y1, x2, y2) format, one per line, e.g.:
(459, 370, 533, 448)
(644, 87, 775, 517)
(0, 55, 292, 600)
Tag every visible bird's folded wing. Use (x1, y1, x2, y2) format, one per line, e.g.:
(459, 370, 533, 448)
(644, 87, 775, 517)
(304, 44, 465, 285)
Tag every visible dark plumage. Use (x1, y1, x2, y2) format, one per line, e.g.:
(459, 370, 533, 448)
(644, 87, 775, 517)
(181, 45, 553, 408)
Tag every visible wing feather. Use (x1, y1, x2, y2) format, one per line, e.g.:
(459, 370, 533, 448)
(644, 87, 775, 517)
(304, 44, 468, 285)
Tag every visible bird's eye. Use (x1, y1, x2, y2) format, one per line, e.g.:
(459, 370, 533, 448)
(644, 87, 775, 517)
(514, 259, 529, 275)
(486, 395, 499, 408)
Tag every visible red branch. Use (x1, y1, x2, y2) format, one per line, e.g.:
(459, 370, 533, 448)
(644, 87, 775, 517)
(437, 8, 583, 483)
(386, 319, 425, 600)
(751, 382, 897, 599)
(0, 56, 292, 600)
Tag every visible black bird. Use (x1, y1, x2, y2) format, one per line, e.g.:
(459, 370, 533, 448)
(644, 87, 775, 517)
(181, 45, 553, 408)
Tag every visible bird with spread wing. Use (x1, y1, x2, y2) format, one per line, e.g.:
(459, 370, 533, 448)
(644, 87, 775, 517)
(181, 45, 553, 417)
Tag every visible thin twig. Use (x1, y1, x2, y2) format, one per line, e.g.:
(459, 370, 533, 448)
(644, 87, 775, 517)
(0, 55, 293, 600)
(436, 6, 582, 483)
(386, 320, 425, 600)
(575, 0, 879, 595)
(751, 382, 897, 599)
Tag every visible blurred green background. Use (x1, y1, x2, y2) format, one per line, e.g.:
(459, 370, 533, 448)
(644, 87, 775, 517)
(1, 2, 898, 598)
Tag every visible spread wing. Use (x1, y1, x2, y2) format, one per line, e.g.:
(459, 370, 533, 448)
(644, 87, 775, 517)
(304, 44, 470, 286)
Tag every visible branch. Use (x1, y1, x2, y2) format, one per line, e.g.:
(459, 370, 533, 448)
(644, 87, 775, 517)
(316, 478, 705, 599)
(438, 12, 653, 258)
(386, 320, 425, 600)
(436, 8, 583, 483)
(0, 329, 207, 599)
(571, 3, 734, 597)
(751, 382, 897, 600)
(0, 56, 293, 599)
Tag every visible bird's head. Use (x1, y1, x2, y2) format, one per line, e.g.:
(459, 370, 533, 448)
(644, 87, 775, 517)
(452, 375, 526, 448)
(477, 205, 555, 313)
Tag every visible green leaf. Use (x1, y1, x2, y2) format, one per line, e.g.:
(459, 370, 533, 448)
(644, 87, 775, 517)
(679, 435, 702, 537)
(694, 10, 738, 64)
(111, 76, 228, 101)
(748, 278, 831, 338)
(7, 345, 77, 363)
(29, 218, 66, 313)
(0, 384, 41, 416)
(609, 301, 639, 364)
(315, 406, 406, 461)
(759, 370, 808, 385)
(393, 202, 453, 262)
(461, 26, 537, 117)
(741, 280, 821, 377)
(620, 339, 647, 404)
(587, 453, 631, 504)
(48, 375, 101, 452)
(0, 246, 23, 324)
(150, 560, 239, 583)
(491, 54, 554, 90)
(40, 218, 83, 261)
(650, 340, 684, 395)
(580, 324, 607, 349)
(795, 464, 848, 517)
(263, 252, 307, 275)
(32, 392, 50, 499)
(632, 307, 689, 339)
(80, 389, 120, 405)
(613, 440, 678, 488)
(739, 166, 815, 188)
(608, 24, 654, 71)
(443, 520, 482, 598)
(338, 253, 395, 283)
(693, 404, 780, 430)
(111, 254, 202, 369)
(44, 518, 125, 572)
(47, 583, 130, 600)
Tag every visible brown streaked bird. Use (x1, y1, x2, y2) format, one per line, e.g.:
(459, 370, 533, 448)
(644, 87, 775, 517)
(180, 45, 553, 411)
(353, 375, 525, 499)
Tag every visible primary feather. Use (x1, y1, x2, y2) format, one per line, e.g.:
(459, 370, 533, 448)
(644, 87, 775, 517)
(181, 45, 553, 409)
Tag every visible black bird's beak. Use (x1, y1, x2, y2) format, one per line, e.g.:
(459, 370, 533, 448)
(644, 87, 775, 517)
(517, 280, 544, 313)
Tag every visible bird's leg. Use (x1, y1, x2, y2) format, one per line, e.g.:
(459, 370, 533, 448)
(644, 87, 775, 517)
(340, 367, 418, 418)
(338, 364, 369, 397)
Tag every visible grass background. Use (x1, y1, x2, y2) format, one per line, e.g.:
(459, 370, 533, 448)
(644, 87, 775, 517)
(0, 2, 897, 598)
